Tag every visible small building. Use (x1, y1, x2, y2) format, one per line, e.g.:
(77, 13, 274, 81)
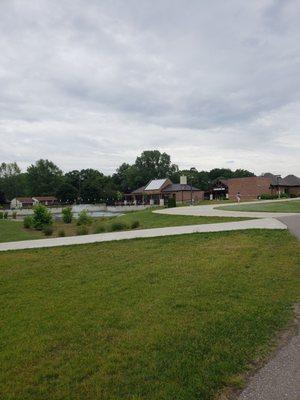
(223, 174, 300, 201)
(10, 197, 35, 209)
(125, 179, 204, 205)
(10, 196, 58, 209)
(227, 176, 272, 201)
(32, 196, 58, 206)
(262, 173, 300, 197)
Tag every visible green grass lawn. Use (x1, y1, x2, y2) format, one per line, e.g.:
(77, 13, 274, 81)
(0, 220, 43, 242)
(0, 209, 247, 243)
(109, 208, 247, 229)
(0, 230, 299, 399)
(217, 200, 300, 213)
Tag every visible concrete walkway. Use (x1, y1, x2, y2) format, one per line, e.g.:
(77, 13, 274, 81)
(237, 305, 300, 400)
(154, 198, 299, 219)
(0, 218, 286, 252)
(277, 215, 300, 239)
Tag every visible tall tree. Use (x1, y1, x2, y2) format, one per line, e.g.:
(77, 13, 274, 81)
(0, 162, 27, 200)
(134, 150, 178, 187)
(27, 159, 63, 196)
(233, 169, 255, 178)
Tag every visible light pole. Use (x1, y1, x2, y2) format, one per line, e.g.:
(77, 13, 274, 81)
(275, 175, 281, 199)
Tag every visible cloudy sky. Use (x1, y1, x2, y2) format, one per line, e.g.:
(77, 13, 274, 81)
(0, 0, 299, 175)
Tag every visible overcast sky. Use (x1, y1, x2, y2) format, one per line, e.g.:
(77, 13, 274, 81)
(0, 0, 299, 176)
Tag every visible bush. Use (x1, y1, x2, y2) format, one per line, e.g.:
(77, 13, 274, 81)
(259, 193, 290, 200)
(110, 221, 128, 232)
(58, 229, 66, 237)
(43, 225, 53, 236)
(167, 197, 176, 208)
(12, 211, 17, 219)
(76, 225, 89, 235)
(32, 204, 53, 230)
(3, 211, 8, 219)
(62, 207, 73, 224)
(77, 210, 93, 226)
(0, 211, 3, 219)
(23, 216, 33, 229)
(130, 220, 140, 229)
(94, 225, 106, 234)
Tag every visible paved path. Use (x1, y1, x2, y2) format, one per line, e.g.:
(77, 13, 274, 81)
(277, 215, 300, 239)
(0, 218, 286, 252)
(154, 198, 299, 219)
(238, 309, 300, 400)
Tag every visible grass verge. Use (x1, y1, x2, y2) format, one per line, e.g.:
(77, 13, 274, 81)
(217, 200, 300, 213)
(0, 230, 299, 399)
(0, 208, 248, 243)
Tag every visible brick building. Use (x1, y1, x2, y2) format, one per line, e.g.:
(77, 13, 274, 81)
(125, 179, 204, 205)
(213, 174, 300, 201)
(227, 177, 271, 200)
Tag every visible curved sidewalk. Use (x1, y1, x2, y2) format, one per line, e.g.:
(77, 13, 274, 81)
(154, 198, 299, 219)
(0, 218, 286, 252)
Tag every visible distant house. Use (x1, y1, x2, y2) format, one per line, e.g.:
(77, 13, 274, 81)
(262, 173, 300, 197)
(125, 178, 204, 205)
(32, 196, 58, 206)
(208, 173, 300, 200)
(10, 197, 35, 209)
(10, 196, 58, 209)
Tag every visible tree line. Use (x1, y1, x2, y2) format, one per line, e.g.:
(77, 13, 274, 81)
(0, 150, 254, 204)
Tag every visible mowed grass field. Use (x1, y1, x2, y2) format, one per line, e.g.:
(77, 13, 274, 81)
(1, 230, 299, 399)
(217, 199, 300, 213)
(0, 209, 248, 243)
(0, 220, 43, 242)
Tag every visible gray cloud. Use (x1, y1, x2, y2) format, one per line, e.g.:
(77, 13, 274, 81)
(0, 0, 299, 175)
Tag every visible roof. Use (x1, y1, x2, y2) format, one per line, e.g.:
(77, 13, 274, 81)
(281, 175, 300, 186)
(261, 173, 300, 187)
(33, 196, 57, 201)
(14, 197, 34, 203)
(144, 179, 169, 191)
(162, 184, 201, 192)
(130, 186, 145, 195)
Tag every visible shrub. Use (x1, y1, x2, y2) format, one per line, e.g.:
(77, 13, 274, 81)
(94, 225, 106, 234)
(0, 211, 3, 219)
(167, 197, 176, 208)
(58, 229, 66, 237)
(130, 220, 140, 229)
(110, 221, 128, 232)
(12, 211, 17, 219)
(76, 225, 89, 235)
(3, 211, 8, 219)
(43, 225, 53, 236)
(62, 207, 73, 224)
(32, 204, 53, 230)
(23, 216, 33, 229)
(259, 193, 290, 200)
(77, 210, 93, 226)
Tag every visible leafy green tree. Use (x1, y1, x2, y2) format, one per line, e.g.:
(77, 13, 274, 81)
(0, 162, 27, 200)
(233, 169, 255, 178)
(80, 169, 107, 203)
(62, 207, 73, 223)
(0, 190, 7, 205)
(56, 182, 78, 204)
(27, 159, 63, 196)
(32, 204, 53, 230)
(134, 150, 178, 186)
(208, 168, 234, 181)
